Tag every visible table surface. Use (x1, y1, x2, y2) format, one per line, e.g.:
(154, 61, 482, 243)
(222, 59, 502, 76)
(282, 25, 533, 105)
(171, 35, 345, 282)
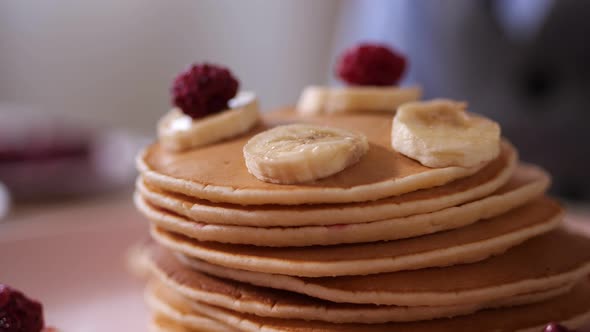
(0, 194, 588, 331)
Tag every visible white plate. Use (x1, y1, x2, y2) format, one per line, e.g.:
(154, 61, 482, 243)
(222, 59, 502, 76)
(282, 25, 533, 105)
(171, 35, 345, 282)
(0, 196, 149, 332)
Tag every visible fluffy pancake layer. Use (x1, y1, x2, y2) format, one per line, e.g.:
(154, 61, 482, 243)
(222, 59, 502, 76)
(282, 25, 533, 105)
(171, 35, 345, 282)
(149, 195, 561, 277)
(173, 230, 590, 306)
(147, 247, 575, 323)
(136, 164, 549, 247)
(146, 278, 590, 332)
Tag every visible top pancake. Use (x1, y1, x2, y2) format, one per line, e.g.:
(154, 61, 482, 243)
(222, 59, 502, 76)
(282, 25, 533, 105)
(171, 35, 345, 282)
(138, 109, 489, 205)
(137, 142, 516, 226)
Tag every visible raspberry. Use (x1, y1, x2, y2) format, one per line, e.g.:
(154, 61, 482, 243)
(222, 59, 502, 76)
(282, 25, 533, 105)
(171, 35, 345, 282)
(543, 323, 573, 332)
(336, 43, 407, 86)
(0, 284, 44, 332)
(171, 63, 239, 119)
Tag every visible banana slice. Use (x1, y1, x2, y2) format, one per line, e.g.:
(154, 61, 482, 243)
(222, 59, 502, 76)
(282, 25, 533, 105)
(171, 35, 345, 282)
(297, 86, 421, 114)
(158, 91, 260, 152)
(243, 124, 369, 184)
(392, 99, 501, 168)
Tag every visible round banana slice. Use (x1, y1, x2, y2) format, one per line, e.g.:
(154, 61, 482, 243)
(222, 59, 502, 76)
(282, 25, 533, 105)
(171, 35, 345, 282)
(158, 91, 259, 152)
(243, 124, 369, 184)
(297, 85, 421, 114)
(392, 99, 501, 168)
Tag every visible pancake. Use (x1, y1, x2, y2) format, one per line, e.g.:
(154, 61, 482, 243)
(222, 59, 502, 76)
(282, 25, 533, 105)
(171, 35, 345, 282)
(177, 229, 590, 306)
(135, 165, 549, 247)
(138, 110, 489, 205)
(150, 313, 236, 332)
(147, 248, 572, 323)
(137, 144, 516, 227)
(146, 279, 590, 332)
(148, 314, 234, 332)
(149, 196, 562, 277)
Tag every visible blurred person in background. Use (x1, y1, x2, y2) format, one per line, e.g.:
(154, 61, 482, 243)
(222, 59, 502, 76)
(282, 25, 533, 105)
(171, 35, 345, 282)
(334, 0, 590, 201)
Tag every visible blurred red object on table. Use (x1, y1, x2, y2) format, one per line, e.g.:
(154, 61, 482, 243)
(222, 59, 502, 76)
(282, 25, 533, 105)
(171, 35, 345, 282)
(0, 104, 146, 201)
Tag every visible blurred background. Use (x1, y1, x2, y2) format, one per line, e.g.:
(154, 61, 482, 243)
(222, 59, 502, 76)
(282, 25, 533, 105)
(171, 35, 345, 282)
(1, 0, 589, 206)
(0, 0, 589, 329)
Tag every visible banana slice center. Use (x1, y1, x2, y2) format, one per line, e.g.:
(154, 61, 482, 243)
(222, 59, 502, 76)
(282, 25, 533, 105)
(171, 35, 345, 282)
(414, 105, 469, 129)
(264, 130, 352, 158)
(244, 124, 369, 184)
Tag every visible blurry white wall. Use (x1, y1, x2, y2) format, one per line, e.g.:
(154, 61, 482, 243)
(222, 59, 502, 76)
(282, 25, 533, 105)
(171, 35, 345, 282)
(0, 0, 340, 133)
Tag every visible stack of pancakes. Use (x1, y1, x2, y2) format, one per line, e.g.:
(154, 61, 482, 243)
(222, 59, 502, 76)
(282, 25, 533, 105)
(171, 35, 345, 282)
(134, 110, 590, 332)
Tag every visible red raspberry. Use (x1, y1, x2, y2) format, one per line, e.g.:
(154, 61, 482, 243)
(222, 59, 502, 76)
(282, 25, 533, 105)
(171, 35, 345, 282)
(171, 63, 239, 119)
(336, 43, 407, 86)
(543, 323, 574, 332)
(0, 284, 44, 332)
